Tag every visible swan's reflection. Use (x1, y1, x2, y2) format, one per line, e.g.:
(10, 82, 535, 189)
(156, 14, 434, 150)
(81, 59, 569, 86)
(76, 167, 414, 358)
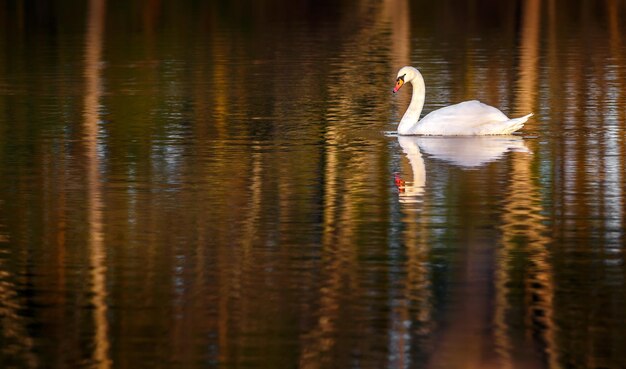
(396, 136, 529, 203)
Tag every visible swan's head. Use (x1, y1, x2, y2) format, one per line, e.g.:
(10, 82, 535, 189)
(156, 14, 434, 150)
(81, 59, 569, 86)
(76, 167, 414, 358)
(393, 66, 419, 93)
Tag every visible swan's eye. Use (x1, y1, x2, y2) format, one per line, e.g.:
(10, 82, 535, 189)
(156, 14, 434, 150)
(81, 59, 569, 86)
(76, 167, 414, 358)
(398, 74, 405, 82)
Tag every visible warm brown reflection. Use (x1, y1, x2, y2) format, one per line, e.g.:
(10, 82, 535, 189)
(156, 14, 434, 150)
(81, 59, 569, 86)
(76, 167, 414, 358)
(516, 0, 540, 119)
(497, 2, 556, 368)
(298, 0, 412, 367)
(1, 1, 626, 368)
(0, 237, 37, 367)
(386, 2, 420, 367)
(84, 0, 110, 367)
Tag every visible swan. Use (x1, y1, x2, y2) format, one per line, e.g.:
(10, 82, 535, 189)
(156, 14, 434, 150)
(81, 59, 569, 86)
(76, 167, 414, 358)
(392, 66, 533, 135)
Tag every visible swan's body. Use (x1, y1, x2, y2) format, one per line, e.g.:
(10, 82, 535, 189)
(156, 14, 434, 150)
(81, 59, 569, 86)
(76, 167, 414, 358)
(393, 66, 532, 135)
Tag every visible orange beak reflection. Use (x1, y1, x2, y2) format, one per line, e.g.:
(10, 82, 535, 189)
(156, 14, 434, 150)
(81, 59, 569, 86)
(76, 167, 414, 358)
(393, 78, 404, 93)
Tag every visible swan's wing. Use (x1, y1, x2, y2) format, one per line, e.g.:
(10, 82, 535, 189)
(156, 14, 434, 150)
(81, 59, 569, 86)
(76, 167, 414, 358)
(415, 100, 511, 135)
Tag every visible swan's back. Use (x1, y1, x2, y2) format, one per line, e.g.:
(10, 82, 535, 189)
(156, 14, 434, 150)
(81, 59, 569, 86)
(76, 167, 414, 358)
(413, 100, 530, 135)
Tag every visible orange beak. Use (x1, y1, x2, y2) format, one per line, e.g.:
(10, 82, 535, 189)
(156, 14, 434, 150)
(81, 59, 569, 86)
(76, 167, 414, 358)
(393, 77, 404, 93)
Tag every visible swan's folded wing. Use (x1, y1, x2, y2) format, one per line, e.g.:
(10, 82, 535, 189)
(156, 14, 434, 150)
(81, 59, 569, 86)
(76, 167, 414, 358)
(416, 100, 511, 135)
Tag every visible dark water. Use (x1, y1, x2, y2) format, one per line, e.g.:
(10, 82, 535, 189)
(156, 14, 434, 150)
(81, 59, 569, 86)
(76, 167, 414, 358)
(1, 1, 626, 368)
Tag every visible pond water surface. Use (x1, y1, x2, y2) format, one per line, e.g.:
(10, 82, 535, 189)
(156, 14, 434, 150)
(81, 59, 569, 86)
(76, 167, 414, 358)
(1, 1, 626, 368)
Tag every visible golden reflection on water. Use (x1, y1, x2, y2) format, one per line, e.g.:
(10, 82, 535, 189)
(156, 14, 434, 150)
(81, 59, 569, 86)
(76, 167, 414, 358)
(299, 1, 411, 367)
(395, 0, 623, 367)
(84, 0, 111, 368)
(1, 0, 626, 368)
(497, 1, 555, 369)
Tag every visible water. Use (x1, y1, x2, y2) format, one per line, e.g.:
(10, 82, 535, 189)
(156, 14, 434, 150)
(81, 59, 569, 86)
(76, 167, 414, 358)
(1, 1, 625, 368)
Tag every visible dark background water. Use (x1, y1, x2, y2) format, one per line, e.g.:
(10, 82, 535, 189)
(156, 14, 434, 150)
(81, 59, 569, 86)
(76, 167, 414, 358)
(1, 1, 625, 368)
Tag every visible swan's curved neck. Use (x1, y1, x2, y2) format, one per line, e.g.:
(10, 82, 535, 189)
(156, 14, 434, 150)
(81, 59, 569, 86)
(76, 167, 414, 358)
(398, 73, 425, 135)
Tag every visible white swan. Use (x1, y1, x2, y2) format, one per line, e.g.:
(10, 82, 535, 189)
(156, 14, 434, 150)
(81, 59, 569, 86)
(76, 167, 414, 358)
(392, 66, 533, 135)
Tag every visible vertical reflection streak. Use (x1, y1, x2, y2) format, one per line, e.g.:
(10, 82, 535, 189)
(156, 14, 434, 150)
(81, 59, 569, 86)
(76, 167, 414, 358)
(606, 0, 625, 242)
(237, 146, 263, 368)
(493, 247, 513, 369)
(298, 122, 342, 369)
(385, 0, 420, 367)
(501, 1, 557, 368)
(84, 0, 110, 367)
(516, 0, 540, 118)
(298, 124, 341, 369)
(211, 31, 229, 139)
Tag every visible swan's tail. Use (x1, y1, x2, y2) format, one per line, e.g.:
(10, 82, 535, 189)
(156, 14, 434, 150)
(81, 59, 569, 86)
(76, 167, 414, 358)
(502, 112, 533, 134)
